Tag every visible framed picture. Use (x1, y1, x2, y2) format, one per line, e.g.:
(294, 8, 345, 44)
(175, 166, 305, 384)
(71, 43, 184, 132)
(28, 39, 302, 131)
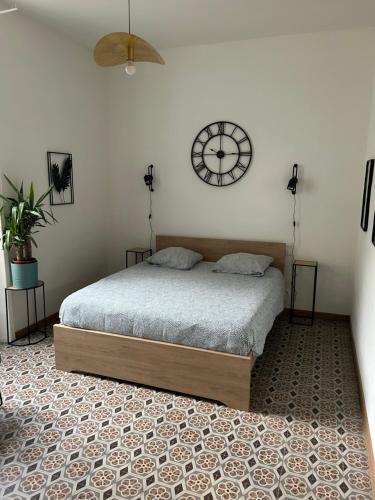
(47, 152, 74, 206)
(372, 212, 375, 247)
(360, 159, 374, 231)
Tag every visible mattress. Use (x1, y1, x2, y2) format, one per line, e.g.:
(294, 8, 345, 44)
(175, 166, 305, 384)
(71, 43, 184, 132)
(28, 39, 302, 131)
(59, 261, 285, 356)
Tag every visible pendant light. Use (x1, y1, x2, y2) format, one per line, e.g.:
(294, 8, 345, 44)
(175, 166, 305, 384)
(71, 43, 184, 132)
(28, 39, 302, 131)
(94, 0, 165, 76)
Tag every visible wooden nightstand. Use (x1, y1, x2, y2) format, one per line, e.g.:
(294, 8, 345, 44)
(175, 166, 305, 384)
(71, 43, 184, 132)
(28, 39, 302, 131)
(126, 247, 152, 268)
(289, 260, 318, 326)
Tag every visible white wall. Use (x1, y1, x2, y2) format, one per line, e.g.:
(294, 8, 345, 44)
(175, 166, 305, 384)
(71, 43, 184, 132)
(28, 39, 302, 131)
(1, 15, 374, 343)
(0, 12, 109, 339)
(352, 70, 375, 448)
(107, 29, 375, 314)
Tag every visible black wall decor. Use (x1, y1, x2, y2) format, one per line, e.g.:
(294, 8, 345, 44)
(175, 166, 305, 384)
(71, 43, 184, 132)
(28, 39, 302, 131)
(191, 121, 252, 187)
(360, 159, 374, 231)
(47, 152, 74, 206)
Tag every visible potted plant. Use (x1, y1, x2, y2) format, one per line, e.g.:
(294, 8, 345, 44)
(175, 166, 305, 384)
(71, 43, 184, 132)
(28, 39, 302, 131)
(0, 175, 56, 288)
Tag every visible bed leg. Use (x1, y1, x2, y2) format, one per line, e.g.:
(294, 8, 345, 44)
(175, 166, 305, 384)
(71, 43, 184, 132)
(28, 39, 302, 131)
(222, 391, 250, 412)
(221, 356, 254, 411)
(54, 324, 74, 372)
(55, 361, 73, 372)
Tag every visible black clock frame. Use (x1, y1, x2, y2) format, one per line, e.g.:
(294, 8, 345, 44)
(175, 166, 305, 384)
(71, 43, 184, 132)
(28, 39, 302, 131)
(191, 121, 253, 187)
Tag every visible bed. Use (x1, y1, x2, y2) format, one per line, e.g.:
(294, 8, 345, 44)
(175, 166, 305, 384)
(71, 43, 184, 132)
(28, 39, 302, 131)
(54, 235, 286, 410)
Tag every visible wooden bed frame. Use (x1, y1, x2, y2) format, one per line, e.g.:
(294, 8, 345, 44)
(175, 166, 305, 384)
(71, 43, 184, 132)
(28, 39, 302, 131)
(54, 235, 286, 411)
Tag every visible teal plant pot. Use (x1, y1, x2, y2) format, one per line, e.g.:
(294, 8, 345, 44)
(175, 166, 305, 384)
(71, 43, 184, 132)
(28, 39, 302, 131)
(10, 260, 38, 289)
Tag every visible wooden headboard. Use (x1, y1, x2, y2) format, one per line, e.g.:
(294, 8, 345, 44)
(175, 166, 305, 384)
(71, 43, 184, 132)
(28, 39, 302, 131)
(156, 235, 286, 273)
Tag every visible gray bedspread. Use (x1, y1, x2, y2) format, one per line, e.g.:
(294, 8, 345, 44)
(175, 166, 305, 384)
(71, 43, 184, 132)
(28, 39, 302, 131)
(60, 262, 284, 356)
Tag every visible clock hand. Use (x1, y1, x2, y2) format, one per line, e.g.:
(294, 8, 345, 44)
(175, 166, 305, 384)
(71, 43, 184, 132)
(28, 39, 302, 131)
(209, 148, 218, 153)
(203, 152, 239, 156)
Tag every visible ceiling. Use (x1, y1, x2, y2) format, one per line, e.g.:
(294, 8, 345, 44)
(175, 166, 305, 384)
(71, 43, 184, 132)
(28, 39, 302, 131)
(6, 0, 375, 50)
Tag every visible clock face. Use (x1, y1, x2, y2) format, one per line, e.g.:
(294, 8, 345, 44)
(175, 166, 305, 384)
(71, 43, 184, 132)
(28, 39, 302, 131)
(191, 121, 253, 187)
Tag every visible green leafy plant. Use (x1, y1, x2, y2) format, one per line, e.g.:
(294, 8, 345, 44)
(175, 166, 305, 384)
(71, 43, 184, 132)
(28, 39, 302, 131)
(0, 175, 57, 262)
(51, 156, 72, 203)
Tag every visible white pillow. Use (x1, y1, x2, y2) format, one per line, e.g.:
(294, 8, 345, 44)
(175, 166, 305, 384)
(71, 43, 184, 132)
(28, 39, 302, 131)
(147, 247, 203, 270)
(212, 252, 273, 276)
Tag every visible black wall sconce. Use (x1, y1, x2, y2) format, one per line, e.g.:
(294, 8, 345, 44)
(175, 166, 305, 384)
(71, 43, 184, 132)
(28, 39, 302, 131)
(144, 164, 154, 192)
(144, 164, 155, 249)
(287, 163, 300, 264)
(287, 164, 299, 195)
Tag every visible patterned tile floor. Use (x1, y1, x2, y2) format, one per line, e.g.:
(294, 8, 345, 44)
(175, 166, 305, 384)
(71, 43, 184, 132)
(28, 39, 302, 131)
(0, 317, 372, 499)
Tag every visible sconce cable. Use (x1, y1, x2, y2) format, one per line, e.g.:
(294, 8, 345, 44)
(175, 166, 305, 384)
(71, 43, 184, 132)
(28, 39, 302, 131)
(149, 188, 153, 250)
(291, 193, 296, 263)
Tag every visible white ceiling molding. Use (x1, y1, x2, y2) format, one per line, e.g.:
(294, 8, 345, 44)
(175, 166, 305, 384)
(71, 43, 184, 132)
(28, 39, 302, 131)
(0, 8, 17, 14)
(0, 0, 17, 15)
(10, 0, 375, 50)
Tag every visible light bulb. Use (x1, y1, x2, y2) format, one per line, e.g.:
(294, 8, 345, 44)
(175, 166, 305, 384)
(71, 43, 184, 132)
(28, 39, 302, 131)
(125, 60, 136, 76)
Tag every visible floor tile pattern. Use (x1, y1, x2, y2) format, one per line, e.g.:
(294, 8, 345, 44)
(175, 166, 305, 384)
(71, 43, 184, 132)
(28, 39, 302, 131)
(0, 318, 372, 499)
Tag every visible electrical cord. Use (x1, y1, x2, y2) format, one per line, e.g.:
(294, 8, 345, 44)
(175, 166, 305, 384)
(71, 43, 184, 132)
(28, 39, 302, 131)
(291, 193, 296, 263)
(289, 192, 297, 305)
(149, 188, 153, 250)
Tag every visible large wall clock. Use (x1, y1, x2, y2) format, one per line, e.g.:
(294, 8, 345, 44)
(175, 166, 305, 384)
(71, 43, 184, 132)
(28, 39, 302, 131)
(191, 121, 253, 187)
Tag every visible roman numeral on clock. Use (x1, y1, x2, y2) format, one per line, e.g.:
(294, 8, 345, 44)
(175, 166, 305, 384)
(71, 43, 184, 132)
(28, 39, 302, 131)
(194, 162, 205, 173)
(204, 126, 213, 138)
(228, 169, 236, 180)
(217, 122, 225, 135)
(204, 170, 212, 183)
(238, 136, 248, 144)
(236, 161, 247, 172)
(230, 125, 238, 137)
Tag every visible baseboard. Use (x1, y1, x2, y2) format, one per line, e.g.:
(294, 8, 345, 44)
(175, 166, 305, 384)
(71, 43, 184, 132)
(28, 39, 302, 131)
(349, 324, 375, 495)
(15, 312, 59, 339)
(283, 308, 350, 321)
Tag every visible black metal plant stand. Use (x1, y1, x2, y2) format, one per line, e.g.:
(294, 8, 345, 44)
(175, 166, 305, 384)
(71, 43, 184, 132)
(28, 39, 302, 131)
(289, 260, 318, 326)
(126, 247, 152, 268)
(5, 280, 47, 346)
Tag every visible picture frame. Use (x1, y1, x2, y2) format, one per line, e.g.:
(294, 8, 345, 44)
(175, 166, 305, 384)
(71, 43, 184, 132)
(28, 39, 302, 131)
(47, 152, 74, 206)
(360, 159, 374, 231)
